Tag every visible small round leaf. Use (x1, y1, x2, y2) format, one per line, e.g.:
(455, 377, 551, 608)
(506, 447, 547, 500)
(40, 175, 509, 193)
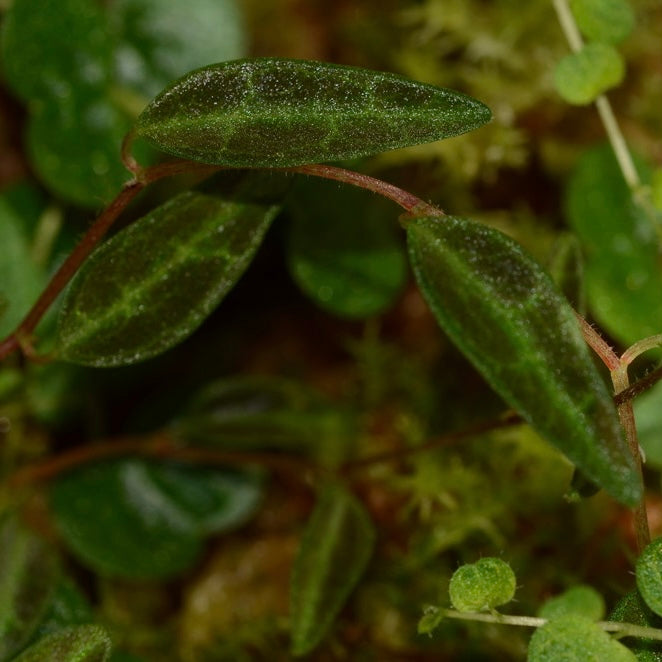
(637, 538, 662, 617)
(448, 558, 516, 612)
(570, 0, 635, 44)
(554, 43, 625, 105)
(538, 585, 605, 621)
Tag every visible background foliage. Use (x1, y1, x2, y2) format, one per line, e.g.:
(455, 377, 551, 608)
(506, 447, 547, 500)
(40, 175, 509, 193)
(0, 0, 661, 660)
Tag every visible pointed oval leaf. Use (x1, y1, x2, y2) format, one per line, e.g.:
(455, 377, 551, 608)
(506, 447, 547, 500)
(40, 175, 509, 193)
(287, 178, 407, 318)
(290, 483, 375, 656)
(13, 625, 112, 662)
(57, 190, 278, 366)
(0, 517, 60, 661)
(50, 459, 262, 579)
(407, 215, 640, 506)
(135, 57, 492, 167)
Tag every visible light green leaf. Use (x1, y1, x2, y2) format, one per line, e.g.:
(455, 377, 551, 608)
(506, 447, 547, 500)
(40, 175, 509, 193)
(135, 57, 492, 167)
(0, 516, 60, 661)
(637, 539, 662, 618)
(50, 459, 263, 579)
(538, 585, 605, 621)
(565, 143, 662, 349)
(111, 0, 247, 100)
(554, 43, 625, 105)
(527, 615, 637, 661)
(286, 178, 407, 318)
(448, 558, 516, 612)
(570, 0, 635, 44)
(407, 215, 640, 506)
(57, 190, 278, 366)
(290, 483, 375, 656)
(13, 625, 112, 662)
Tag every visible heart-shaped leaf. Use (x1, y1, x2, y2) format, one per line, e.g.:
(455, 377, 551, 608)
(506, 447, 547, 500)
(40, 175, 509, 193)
(57, 190, 278, 366)
(135, 57, 492, 167)
(407, 215, 640, 506)
(290, 483, 375, 656)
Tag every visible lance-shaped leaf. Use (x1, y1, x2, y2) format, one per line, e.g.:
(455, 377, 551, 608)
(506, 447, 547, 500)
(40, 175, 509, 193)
(135, 57, 492, 167)
(290, 483, 375, 656)
(12, 625, 112, 662)
(407, 215, 640, 506)
(57, 190, 278, 366)
(0, 516, 60, 661)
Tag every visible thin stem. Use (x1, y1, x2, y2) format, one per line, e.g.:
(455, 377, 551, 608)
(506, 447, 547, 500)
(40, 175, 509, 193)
(575, 313, 620, 371)
(437, 608, 662, 641)
(8, 432, 315, 489)
(616, 364, 662, 406)
(621, 334, 662, 366)
(286, 164, 444, 217)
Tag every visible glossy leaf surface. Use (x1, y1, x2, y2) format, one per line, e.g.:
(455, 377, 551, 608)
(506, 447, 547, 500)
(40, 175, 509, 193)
(57, 191, 278, 366)
(565, 143, 662, 347)
(50, 459, 263, 579)
(528, 615, 636, 662)
(112, 0, 247, 99)
(290, 483, 375, 656)
(287, 178, 407, 318)
(136, 57, 492, 167)
(0, 517, 60, 661)
(13, 625, 111, 662)
(171, 376, 353, 461)
(407, 215, 640, 506)
(554, 43, 624, 105)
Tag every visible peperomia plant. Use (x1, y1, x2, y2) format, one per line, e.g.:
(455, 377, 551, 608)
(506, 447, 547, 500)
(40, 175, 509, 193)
(0, 0, 661, 659)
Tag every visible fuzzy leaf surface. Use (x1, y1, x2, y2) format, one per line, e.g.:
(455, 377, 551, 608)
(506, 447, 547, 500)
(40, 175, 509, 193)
(290, 483, 375, 656)
(50, 459, 263, 579)
(57, 191, 278, 366)
(135, 57, 492, 167)
(0, 517, 60, 661)
(407, 215, 640, 506)
(12, 625, 111, 662)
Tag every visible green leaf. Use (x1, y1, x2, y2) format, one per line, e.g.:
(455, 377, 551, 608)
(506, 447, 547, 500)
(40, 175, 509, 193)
(50, 459, 263, 579)
(286, 178, 407, 318)
(171, 376, 353, 462)
(135, 57, 492, 167)
(417, 605, 444, 635)
(57, 190, 278, 367)
(448, 558, 516, 612)
(554, 43, 625, 105)
(527, 615, 637, 661)
(111, 0, 247, 100)
(0, 187, 46, 337)
(570, 0, 636, 44)
(32, 579, 94, 641)
(565, 143, 662, 348)
(611, 590, 662, 661)
(0, 516, 60, 661)
(27, 98, 131, 208)
(407, 215, 640, 506)
(1, 0, 112, 103)
(635, 381, 662, 470)
(547, 233, 586, 314)
(12, 625, 112, 662)
(637, 539, 662, 618)
(538, 585, 605, 621)
(290, 483, 375, 656)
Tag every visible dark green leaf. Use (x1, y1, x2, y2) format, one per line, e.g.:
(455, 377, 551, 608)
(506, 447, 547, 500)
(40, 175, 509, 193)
(554, 43, 625, 105)
(32, 579, 94, 641)
(565, 143, 662, 348)
(0, 516, 60, 661)
(12, 625, 111, 662)
(171, 376, 353, 462)
(135, 57, 492, 167)
(57, 190, 278, 366)
(637, 539, 662, 618)
(528, 615, 637, 661)
(0, 188, 46, 337)
(111, 0, 247, 99)
(407, 215, 640, 506)
(290, 483, 375, 656)
(570, 0, 636, 44)
(547, 233, 586, 314)
(1, 0, 112, 103)
(611, 590, 662, 661)
(50, 459, 263, 579)
(286, 178, 407, 318)
(27, 98, 131, 208)
(538, 585, 605, 621)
